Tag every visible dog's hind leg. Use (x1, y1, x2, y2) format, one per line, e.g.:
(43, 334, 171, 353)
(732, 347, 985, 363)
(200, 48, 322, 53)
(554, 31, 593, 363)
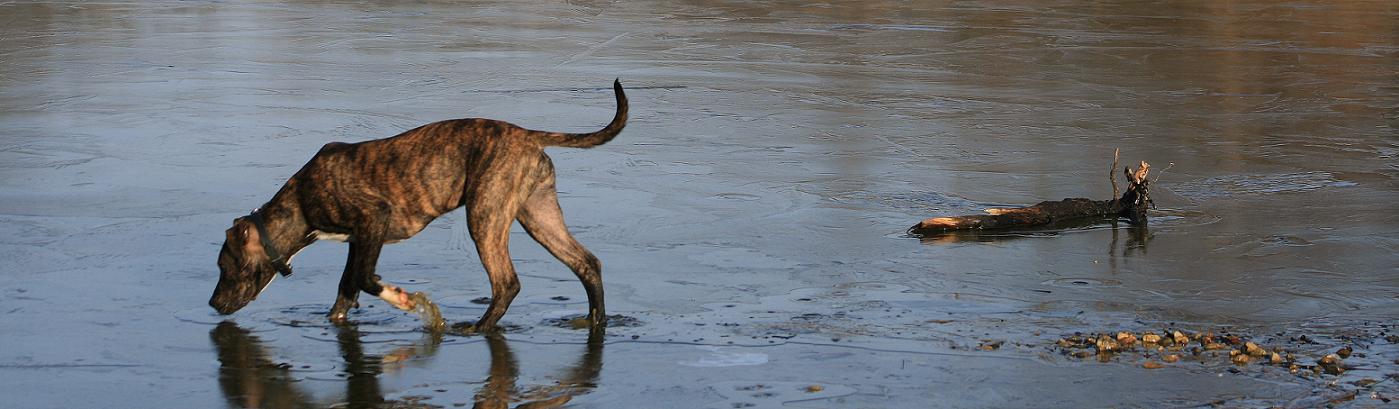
(466, 192, 527, 332)
(518, 180, 605, 327)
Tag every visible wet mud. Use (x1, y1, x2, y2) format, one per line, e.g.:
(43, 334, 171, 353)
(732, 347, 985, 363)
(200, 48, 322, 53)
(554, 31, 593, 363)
(2, 1, 1397, 408)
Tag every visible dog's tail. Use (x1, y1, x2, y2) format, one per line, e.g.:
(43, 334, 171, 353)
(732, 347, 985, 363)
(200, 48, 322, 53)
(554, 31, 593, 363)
(530, 79, 628, 148)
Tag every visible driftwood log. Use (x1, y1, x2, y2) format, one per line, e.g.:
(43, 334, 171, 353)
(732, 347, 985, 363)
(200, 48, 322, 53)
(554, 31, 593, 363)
(909, 152, 1153, 236)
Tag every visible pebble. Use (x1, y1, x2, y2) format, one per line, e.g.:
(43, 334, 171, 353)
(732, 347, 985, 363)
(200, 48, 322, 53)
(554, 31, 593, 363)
(1051, 328, 1378, 377)
(1095, 335, 1120, 353)
(1317, 354, 1345, 375)
(1116, 332, 1138, 346)
(1244, 342, 1266, 357)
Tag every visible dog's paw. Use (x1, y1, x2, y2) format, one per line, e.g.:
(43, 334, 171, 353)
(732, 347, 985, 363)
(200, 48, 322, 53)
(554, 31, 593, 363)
(564, 316, 594, 330)
(376, 284, 416, 311)
(328, 299, 358, 321)
(450, 321, 481, 335)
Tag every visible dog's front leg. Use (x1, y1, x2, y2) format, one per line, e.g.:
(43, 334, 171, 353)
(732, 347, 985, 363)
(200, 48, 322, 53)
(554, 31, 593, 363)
(327, 206, 414, 320)
(328, 266, 360, 321)
(349, 239, 416, 312)
(329, 239, 396, 321)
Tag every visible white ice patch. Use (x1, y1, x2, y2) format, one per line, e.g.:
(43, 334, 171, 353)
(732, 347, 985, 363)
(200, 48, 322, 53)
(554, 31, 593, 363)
(678, 346, 769, 367)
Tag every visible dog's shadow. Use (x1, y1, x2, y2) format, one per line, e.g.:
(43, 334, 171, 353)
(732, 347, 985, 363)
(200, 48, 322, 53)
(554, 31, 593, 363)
(210, 321, 603, 409)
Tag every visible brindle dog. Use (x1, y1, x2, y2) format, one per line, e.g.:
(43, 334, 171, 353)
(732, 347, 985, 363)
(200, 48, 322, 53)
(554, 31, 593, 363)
(209, 80, 626, 331)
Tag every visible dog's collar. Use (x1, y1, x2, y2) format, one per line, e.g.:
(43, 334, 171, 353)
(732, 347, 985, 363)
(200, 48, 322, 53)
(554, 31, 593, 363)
(247, 211, 294, 277)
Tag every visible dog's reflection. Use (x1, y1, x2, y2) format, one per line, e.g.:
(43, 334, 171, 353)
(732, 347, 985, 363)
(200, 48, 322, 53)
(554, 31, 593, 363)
(473, 330, 604, 409)
(210, 322, 320, 409)
(335, 324, 443, 406)
(210, 322, 603, 409)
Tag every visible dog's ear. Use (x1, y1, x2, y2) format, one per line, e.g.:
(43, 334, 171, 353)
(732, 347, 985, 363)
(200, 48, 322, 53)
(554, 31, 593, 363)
(224, 224, 242, 253)
(225, 219, 262, 266)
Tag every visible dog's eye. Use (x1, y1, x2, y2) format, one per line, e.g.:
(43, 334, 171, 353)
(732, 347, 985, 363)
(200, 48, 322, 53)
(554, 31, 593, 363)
(217, 243, 247, 276)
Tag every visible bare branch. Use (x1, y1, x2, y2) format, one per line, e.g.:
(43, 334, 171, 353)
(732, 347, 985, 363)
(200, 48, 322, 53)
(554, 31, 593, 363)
(1109, 148, 1120, 199)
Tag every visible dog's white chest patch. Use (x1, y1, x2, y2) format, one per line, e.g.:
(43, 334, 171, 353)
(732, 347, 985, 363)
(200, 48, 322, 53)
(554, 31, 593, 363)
(313, 230, 351, 242)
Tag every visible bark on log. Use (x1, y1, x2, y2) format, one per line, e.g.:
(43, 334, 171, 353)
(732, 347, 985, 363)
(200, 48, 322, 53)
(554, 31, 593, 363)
(909, 159, 1153, 236)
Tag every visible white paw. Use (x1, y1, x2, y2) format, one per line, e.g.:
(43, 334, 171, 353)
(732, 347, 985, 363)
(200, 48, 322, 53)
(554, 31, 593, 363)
(376, 284, 414, 310)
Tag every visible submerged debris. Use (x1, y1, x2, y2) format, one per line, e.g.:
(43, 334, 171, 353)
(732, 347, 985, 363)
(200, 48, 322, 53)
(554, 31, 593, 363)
(1317, 354, 1346, 375)
(1336, 345, 1353, 359)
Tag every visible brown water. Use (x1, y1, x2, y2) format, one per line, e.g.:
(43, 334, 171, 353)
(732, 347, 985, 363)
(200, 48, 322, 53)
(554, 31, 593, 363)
(1, 1, 1396, 407)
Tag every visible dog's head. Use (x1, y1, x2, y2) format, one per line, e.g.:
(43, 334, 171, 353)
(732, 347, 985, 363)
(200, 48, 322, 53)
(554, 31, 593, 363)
(209, 217, 280, 315)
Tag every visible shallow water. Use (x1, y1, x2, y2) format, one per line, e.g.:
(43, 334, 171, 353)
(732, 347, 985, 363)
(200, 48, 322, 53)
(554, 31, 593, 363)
(1, 1, 1396, 407)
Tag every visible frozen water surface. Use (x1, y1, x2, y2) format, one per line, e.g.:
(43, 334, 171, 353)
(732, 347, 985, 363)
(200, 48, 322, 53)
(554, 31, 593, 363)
(2, 1, 1396, 407)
